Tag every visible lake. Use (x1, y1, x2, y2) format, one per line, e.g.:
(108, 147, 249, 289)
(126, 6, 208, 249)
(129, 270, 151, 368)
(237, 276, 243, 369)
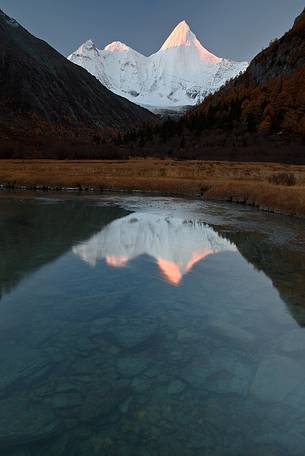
(1, 192, 305, 455)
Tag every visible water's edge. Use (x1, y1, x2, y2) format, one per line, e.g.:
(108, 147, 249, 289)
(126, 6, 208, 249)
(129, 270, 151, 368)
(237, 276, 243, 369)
(1, 182, 303, 220)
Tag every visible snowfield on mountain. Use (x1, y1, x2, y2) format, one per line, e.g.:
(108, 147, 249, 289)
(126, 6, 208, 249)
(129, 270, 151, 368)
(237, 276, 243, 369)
(68, 20, 248, 109)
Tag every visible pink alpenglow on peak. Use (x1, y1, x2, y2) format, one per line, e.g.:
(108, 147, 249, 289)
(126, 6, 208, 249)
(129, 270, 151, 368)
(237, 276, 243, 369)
(104, 41, 130, 52)
(160, 20, 194, 50)
(73, 213, 237, 287)
(68, 20, 248, 109)
(161, 20, 221, 63)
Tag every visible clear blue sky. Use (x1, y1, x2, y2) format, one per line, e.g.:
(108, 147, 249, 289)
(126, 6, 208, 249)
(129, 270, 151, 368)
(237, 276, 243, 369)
(0, 0, 303, 61)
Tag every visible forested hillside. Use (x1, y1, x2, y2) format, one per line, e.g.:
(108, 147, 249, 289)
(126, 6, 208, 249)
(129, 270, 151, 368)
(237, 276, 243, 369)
(189, 9, 305, 137)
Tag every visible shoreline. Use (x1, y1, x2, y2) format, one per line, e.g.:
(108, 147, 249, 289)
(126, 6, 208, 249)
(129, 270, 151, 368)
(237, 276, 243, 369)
(1, 159, 305, 218)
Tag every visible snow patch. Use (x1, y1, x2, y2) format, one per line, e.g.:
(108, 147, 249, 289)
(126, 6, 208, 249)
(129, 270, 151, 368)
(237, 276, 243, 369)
(104, 41, 130, 52)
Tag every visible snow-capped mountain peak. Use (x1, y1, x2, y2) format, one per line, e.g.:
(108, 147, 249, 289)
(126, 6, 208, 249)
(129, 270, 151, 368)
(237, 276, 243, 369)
(104, 41, 131, 52)
(70, 39, 99, 58)
(68, 21, 248, 109)
(161, 20, 194, 50)
(159, 20, 221, 64)
(161, 20, 206, 52)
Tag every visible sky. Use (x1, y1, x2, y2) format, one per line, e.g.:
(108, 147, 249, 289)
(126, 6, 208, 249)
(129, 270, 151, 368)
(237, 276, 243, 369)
(0, 0, 303, 61)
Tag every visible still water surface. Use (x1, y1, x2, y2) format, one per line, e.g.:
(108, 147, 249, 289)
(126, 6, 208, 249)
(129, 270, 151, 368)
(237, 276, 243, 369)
(1, 193, 305, 455)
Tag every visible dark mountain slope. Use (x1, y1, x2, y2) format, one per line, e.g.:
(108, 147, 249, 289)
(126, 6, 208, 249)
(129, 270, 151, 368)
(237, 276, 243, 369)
(188, 8, 305, 138)
(247, 9, 305, 84)
(0, 9, 154, 129)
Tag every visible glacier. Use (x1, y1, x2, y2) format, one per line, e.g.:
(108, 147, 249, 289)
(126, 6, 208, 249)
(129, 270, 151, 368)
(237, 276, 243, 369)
(68, 20, 248, 110)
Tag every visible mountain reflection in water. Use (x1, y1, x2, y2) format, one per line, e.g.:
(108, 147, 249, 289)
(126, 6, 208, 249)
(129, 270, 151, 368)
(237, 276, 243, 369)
(73, 213, 237, 285)
(2, 196, 305, 455)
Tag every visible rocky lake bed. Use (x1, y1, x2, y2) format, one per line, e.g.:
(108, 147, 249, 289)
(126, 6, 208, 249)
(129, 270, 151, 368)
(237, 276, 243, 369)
(1, 193, 305, 455)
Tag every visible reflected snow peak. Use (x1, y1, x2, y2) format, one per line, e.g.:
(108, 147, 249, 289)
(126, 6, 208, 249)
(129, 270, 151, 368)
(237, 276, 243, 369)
(73, 213, 236, 285)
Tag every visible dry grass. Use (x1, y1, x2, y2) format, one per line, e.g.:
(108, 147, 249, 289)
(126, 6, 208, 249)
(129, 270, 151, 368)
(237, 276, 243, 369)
(1, 159, 305, 217)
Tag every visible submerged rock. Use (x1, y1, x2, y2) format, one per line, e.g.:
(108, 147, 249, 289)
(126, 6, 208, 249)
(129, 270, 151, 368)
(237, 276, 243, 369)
(119, 396, 133, 414)
(251, 355, 305, 402)
(77, 387, 131, 423)
(167, 380, 186, 395)
(50, 392, 82, 410)
(254, 430, 305, 455)
(0, 347, 50, 394)
(210, 319, 256, 344)
(109, 316, 159, 349)
(131, 376, 153, 393)
(89, 318, 112, 337)
(117, 354, 151, 378)
(0, 399, 61, 448)
(181, 350, 252, 396)
(278, 329, 305, 353)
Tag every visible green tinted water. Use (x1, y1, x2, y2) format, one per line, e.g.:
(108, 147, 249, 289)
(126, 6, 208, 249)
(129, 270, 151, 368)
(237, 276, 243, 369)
(1, 193, 305, 455)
